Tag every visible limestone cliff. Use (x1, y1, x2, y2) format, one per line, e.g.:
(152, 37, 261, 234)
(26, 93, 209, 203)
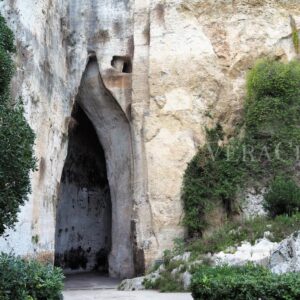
(0, 0, 299, 278)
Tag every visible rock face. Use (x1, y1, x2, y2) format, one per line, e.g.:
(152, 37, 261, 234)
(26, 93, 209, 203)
(213, 238, 278, 267)
(0, 0, 299, 278)
(269, 231, 300, 274)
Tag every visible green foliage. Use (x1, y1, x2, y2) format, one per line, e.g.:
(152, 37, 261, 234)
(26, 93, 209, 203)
(173, 238, 185, 256)
(290, 15, 299, 54)
(144, 271, 183, 293)
(0, 104, 36, 234)
(246, 59, 300, 101)
(182, 127, 243, 234)
(182, 59, 300, 236)
(0, 15, 36, 235)
(191, 264, 300, 300)
(188, 213, 300, 257)
(144, 241, 189, 293)
(0, 16, 15, 53)
(144, 258, 188, 293)
(293, 30, 299, 54)
(0, 253, 64, 300)
(263, 177, 300, 217)
(0, 16, 15, 96)
(0, 48, 14, 95)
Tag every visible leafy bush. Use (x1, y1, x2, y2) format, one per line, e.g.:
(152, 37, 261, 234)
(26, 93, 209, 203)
(182, 59, 300, 236)
(0, 253, 64, 300)
(264, 177, 300, 217)
(0, 14, 36, 235)
(191, 264, 300, 300)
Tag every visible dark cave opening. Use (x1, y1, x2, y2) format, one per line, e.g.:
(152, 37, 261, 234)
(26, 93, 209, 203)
(54, 103, 112, 274)
(111, 55, 132, 73)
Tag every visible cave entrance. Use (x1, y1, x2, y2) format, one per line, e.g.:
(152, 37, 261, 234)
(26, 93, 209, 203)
(55, 104, 112, 274)
(55, 57, 134, 279)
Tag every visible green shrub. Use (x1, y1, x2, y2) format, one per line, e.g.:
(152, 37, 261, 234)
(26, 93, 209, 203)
(0, 253, 64, 300)
(182, 59, 300, 236)
(191, 264, 300, 300)
(246, 59, 300, 101)
(0, 14, 36, 235)
(144, 271, 183, 293)
(264, 176, 300, 217)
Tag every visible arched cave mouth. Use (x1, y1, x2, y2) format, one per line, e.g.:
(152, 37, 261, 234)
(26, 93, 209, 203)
(55, 57, 134, 279)
(54, 103, 112, 274)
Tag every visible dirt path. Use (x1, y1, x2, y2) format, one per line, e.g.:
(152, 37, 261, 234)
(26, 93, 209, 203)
(63, 289, 193, 300)
(63, 273, 193, 300)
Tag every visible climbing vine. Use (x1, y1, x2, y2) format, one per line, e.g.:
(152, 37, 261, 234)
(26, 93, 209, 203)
(0, 15, 36, 235)
(290, 15, 299, 55)
(182, 59, 300, 236)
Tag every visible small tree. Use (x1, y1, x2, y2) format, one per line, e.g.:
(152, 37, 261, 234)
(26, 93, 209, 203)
(264, 176, 300, 218)
(0, 15, 36, 235)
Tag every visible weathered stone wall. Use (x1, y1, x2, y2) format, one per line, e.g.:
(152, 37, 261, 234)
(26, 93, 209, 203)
(0, 0, 299, 277)
(143, 0, 300, 259)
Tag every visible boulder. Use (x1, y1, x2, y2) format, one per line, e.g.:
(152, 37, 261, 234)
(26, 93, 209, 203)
(118, 276, 146, 291)
(269, 231, 300, 274)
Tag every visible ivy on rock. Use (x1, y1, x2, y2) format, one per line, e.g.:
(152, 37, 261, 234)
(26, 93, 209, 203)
(182, 59, 300, 236)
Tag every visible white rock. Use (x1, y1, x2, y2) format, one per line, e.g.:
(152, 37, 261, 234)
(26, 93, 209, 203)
(242, 188, 267, 219)
(270, 231, 300, 274)
(182, 271, 192, 291)
(172, 252, 191, 262)
(119, 270, 161, 291)
(213, 238, 278, 267)
(119, 277, 146, 291)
